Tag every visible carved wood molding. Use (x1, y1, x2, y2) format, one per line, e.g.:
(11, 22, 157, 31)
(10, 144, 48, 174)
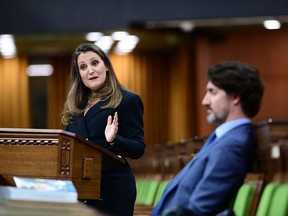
(0, 138, 59, 145)
(60, 138, 71, 176)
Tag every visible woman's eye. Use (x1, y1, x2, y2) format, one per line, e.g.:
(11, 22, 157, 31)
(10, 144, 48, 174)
(91, 60, 99, 66)
(80, 65, 87, 70)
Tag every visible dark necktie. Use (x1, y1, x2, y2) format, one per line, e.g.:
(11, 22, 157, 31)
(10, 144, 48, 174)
(198, 131, 217, 154)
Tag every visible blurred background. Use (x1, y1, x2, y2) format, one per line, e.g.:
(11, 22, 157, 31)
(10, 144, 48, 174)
(1, 0, 288, 147)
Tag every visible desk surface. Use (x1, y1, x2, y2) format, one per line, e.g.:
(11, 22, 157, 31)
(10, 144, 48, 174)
(0, 200, 108, 216)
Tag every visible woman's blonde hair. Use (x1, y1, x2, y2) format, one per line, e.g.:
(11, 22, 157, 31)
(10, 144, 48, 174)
(62, 43, 124, 125)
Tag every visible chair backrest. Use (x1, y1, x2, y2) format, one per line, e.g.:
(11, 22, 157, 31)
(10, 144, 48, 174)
(255, 182, 278, 216)
(142, 178, 161, 206)
(135, 177, 150, 204)
(153, 179, 170, 206)
(135, 175, 162, 206)
(267, 183, 288, 216)
(244, 173, 265, 216)
(233, 182, 256, 216)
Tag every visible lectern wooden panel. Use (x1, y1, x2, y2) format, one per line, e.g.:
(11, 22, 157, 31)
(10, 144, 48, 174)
(0, 128, 125, 200)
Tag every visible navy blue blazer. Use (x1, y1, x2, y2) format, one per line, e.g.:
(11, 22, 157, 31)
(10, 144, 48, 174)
(65, 90, 145, 216)
(151, 123, 255, 216)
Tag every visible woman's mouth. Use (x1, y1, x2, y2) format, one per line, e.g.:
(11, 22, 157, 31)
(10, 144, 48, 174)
(89, 76, 98, 80)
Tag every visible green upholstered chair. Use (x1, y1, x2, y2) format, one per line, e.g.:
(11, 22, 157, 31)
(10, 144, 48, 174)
(232, 182, 256, 216)
(135, 177, 161, 206)
(267, 183, 288, 216)
(153, 179, 170, 206)
(142, 178, 161, 206)
(135, 178, 150, 205)
(255, 182, 278, 216)
(134, 177, 162, 215)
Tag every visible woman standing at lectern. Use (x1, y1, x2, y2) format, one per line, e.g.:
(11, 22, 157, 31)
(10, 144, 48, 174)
(61, 43, 145, 216)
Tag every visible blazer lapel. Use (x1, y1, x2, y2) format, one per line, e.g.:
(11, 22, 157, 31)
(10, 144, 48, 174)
(84, 100, 107, 122)
(162, 136, 219, 197)
(154, 158, 197, 214)
(73, 114, 89, 138)
(163, 157, 197, 195)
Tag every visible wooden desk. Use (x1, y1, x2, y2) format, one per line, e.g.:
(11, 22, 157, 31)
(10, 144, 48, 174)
(0, 200, 108, 216)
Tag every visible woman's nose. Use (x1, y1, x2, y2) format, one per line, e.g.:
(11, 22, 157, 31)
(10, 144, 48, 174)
(88, 65, 94, 74)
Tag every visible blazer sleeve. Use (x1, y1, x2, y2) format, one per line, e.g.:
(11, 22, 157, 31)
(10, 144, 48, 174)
(108, 92, 145, 159)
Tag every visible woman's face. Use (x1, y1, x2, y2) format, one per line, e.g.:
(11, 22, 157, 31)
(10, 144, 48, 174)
(77, 51, 108, 92)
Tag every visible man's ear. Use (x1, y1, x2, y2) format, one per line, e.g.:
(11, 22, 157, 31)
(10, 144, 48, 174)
(232, 95, 241, 105)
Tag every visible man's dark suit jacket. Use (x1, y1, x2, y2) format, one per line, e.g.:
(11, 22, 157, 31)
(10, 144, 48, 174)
(151, 123, 255, 216)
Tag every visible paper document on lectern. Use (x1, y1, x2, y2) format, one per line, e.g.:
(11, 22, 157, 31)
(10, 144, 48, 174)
(0, 176, 78, 203)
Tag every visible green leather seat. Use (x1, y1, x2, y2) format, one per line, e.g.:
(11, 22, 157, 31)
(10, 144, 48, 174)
(267, 183, 288, 216)
(153, 179, 170, 206)
(233, 182, 256, 216)
(255, 182, 278, 216)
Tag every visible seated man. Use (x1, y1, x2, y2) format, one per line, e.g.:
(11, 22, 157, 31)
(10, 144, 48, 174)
(151, 61, 264, 216)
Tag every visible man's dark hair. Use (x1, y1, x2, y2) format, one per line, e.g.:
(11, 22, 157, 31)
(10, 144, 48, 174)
(208, 61, 264, 117)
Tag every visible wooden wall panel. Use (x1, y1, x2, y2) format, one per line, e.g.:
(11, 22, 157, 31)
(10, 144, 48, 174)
(110, 53, 172, 146)
(0, 56, 30, 128)
(167, 45, 196, 142)
(48, 56, 71, 129)
(193, 27, 288, 135)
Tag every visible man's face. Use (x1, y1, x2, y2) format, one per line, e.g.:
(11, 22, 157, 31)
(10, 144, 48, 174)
(202, 81, 234, 124)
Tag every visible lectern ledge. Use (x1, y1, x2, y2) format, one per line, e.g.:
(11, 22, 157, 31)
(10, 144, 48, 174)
(0, 128, 125, 200)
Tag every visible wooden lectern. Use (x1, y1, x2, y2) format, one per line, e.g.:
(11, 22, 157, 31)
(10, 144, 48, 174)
(0, 128, 125, 200)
